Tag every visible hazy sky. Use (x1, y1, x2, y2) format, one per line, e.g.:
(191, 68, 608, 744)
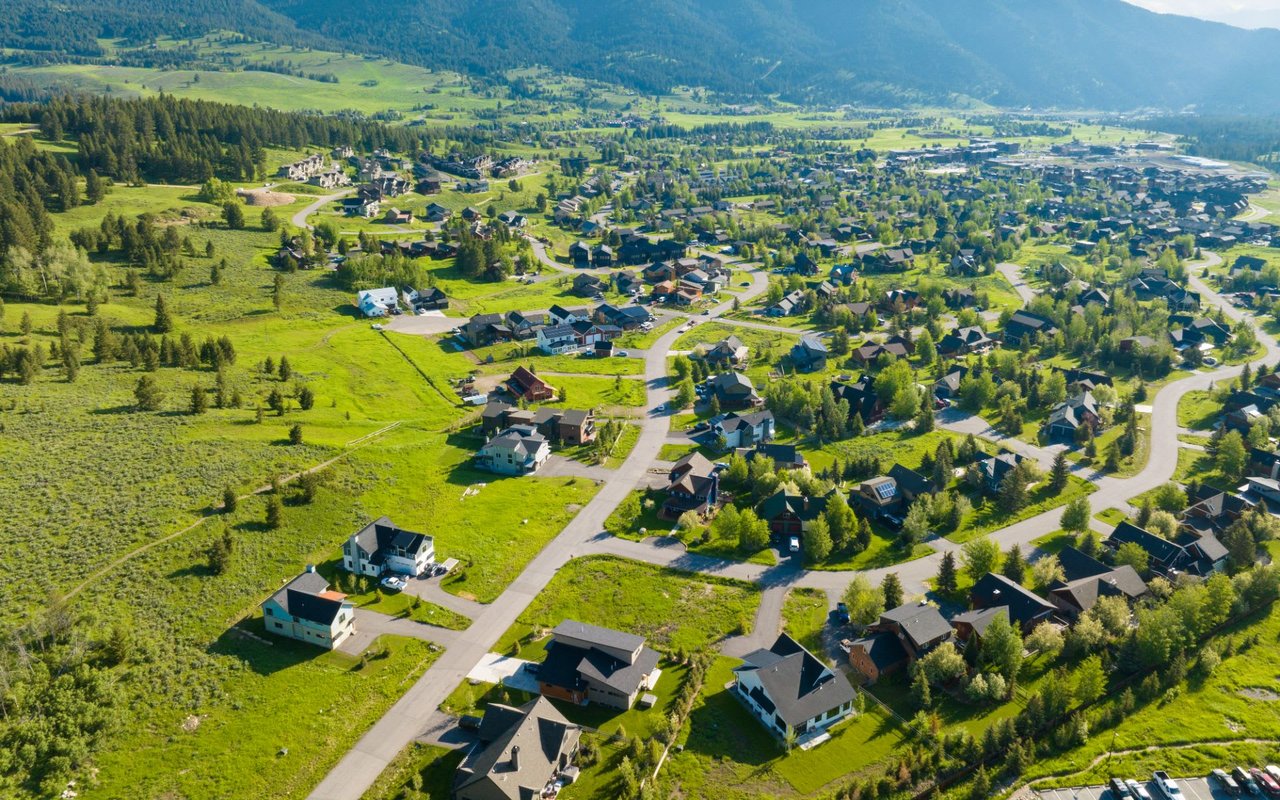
(1126, 0, 1280, 28)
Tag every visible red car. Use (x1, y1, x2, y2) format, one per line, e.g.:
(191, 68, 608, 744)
(1252, 768, 1280, 796)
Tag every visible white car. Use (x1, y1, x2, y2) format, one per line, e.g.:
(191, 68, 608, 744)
(380, 575, 407, 591)
(1126, 779, 1152, 800)
(789, 536, 801, 553)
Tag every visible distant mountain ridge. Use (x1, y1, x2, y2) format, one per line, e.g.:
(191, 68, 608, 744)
(7, 0, 1280, 111)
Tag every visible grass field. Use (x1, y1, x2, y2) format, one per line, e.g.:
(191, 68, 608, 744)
(659, 657, 905, 798)
(493, 555, 759, 656)
(1028, 602, 1280, 788)
(781, 587, 830, 660)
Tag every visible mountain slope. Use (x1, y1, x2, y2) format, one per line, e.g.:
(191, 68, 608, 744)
(5, 0, 1280, 111)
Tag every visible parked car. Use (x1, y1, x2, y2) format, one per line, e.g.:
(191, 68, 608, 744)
(459, 714, 483, 731)
(1204, 356, 1220, 366)
(1152, 771, 1184, 799)
(613, 350, 628, 357)
(1110, 777, 1134, 798)
(1268, 766, 1280, 784)
(832, 602, 850, 625)
(1213, 768, 1242, 795)
(1234, 767, 1261, 795)
(380, 575, 407, 591)
(1251, 768, 1280, 796)
(788, 536, 801, 553)
(1126, 779, 1152, 800)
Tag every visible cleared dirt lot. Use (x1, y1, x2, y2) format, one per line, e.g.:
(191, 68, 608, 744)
(1037, 777, 1227, 800)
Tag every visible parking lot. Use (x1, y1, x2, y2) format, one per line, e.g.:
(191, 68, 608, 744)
(1037, 777, 1228, 800)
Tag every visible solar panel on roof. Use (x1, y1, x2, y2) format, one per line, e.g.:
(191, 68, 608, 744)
(875, 483, 897, 500)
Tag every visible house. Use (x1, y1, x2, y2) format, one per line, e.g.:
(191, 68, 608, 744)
(934, 367, 967, 404)
(402, 286, 448, 311)
(663, 452, 720, 518)
(950, 606, 1009, 647)
(506, 366, 554, 402)
(943, 287, 979, 309)
(790, 336, 830, 372)
(573, 273, 607, 297)
(708, 372, 762, 409)
(887, 463, 933, 503)
(383, 208, 413, 225)
(740, 443, 807, 472)
(850, 340, 910, 365)
(356, 287, 399, 318)
(568, 241, 592, 265)
(1046, 546, 1148, 618)
(868, 601, 953, 659)
(853, 476, 905, 521)
(1003, 310, 1059, 346)
(757, 490, 829, 537)
(830, 375, 884, 423)
(969, 573, 1057, 634)
(342, 516, 435, 578)
(504, 310, 543, 341)
(464, 313, 511, 348)
(975, 452, 1025, 494)
(734, 634, 857, 740)
(880, 289, 921, 313)
(536, 324, 579, 355)
(476, 425, 551, 475)
(937, 326, 994, 358)
(593, 304, 652, 330)
(1183, 483, 1256, 535)
(452, 697, 581, 800)
(1106, 521, 1228, 577)
(846, 632, 909, 684)
(482, 402, 595, 445)
(697, 336, 749, 367)
(713, 410, 775, 448)
(537, 621, 660, 709)
(260, 567, 354, 650)
(1042, 391, 1101, 442)
(768, 290, 807, 317)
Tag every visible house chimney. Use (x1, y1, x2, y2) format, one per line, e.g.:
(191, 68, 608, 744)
(305, 564, 316, 574)
(510, 745, 520, 771)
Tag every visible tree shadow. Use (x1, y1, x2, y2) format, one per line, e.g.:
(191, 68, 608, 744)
(208, 618, 324, 675)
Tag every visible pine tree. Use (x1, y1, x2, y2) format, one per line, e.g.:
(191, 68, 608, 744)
(289, 423, 303, 445)
(153, 294, 174, 333)
(278, 355, 292, 381)
(222, 485, 238, 514)
(882, 573, 904, 609)
(265, 495, 283, 530)
(85, 168, 105, 204)
(223, 201, 246, 230)
(937, 551, 959, 595)
(1049, 450, 1069, 492)
(1003, 545, 1027, 584)
(298, 385, 315, 410)
(207, 528, 234, 575)
(190, 383, 208, 415)
(134, 375, 164, 411)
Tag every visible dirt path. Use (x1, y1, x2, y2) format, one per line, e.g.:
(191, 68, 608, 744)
(63, 421, 403, 601)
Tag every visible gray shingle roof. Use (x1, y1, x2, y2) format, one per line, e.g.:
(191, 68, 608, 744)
(736, 634, 856, 728)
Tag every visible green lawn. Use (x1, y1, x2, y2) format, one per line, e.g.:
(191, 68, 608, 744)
(493, 555, 759, 656)
(781, 588, 829, 660)
(947, 475, 1096, 544)
(659, 657, 905, 798)
(1028, 603, 1280, 787)
(1178, 389, 1222, 431)
(1030, 529, 1076, 556)
(90, 628, 439, 800)
(360, 743, 464, 800)
(312, 562, 471, 630)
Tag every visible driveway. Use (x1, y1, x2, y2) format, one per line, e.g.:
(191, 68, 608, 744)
(335, 609, 461, 655)
(399, 576, 484, 620)
(997, 261, 1037, 305)
(385, 313, 462, 337)
(466, 652, 542, 694)
(538, 455, 614, 481)
(1036, 777, 1227, 800)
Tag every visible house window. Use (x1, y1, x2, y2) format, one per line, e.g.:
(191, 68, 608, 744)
(274, 621, 284, 630)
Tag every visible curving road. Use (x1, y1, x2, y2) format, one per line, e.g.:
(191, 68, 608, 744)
(291, 189, 354, 230)
(309, 250, 1274, 800)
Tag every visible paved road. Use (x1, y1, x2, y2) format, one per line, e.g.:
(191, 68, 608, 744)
(309, 252, 1276, 799)
(291, 189, 354, 230)
(336, 609, 461, 655)
(308, 264, 771, 800)
(998, 261, 1038, 305)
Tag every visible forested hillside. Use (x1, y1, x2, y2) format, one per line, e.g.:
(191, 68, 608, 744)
(5, 0, 1280, 111)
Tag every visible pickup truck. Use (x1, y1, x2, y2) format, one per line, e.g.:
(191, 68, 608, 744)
(1152, 771, 1184, 799)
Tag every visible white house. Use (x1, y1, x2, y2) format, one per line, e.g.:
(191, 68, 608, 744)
(476, 425, 551, 475)
(357, 287, 399, 317)
(260, 567, 354, 650)
(537, 324, 579, 355)
(342, 516, 435, 578)
(734, 634, 857, 741)
(713, 410, 775, 449)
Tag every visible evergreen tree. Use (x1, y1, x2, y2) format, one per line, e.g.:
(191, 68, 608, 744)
(85, 168, 105, 204)
(153, 294, 174, 333)
(298, 385, 315, 410)
(289, 423, 303, 445)
(882, 573, 904, 609)
(223, 201, 246, 230)
(1002, 545, 1027, 584)
(266, 495, 283, 530)
(207, 528, 234, 575)
(1049, 450, 1069, 492)
(937, 551, 959, 595)
(134, 375, 163, 411)
(222, 485, 238, 514)
(278, 355, 292, 381)
(190, 383, 207, 415)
